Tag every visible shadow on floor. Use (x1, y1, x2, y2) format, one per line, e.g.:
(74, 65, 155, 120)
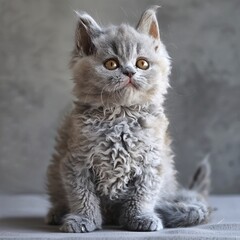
(0, 216, 59, 233)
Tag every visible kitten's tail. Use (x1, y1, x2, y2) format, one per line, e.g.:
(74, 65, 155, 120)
(189, 154, 211, 198)
(156, 156, 212, 228)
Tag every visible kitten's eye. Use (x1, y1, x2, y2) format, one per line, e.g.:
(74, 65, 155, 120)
(104, 59, 119, 70)
(136, 59, 149, 70)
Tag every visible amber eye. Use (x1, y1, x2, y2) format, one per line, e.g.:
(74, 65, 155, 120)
(104, 59, 119, 70)
(136, 59, 149, 70)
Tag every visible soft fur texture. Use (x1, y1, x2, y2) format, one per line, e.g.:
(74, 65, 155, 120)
(46, 6, 211, 233)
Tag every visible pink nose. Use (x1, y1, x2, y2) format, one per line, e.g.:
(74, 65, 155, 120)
(123, 68, 136, 78)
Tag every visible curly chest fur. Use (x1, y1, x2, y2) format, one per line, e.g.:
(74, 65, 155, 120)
(75, 106, 164, 199)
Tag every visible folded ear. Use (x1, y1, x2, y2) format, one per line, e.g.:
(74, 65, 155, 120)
(136, 6, 161, 41)
(74, 11, 102, 55)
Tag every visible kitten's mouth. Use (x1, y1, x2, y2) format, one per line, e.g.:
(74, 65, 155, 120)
(114, 78, 140, 92)
(124, 78, 138, 89)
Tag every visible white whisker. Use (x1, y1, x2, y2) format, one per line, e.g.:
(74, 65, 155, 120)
(83, 86, 95, 104)
(100, 84, 111, 109)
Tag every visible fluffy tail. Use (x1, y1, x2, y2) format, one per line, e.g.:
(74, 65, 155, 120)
(156, 156, 212, 228)
(189, 155, 211, 198)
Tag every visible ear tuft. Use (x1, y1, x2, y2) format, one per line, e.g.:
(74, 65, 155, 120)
(74, 11, 102, 56)
(136, 5, 161, 40)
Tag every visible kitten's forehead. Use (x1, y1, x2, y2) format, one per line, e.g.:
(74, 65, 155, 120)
(96, 24, 154, 60)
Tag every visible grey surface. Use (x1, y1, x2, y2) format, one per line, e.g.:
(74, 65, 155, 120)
(0, 0, 239, 194)
(0, 194, 240, 239)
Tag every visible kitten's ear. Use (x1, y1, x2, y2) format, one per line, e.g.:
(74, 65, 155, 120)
(74, 11, 102, 55)
(136, 6, 161, 40)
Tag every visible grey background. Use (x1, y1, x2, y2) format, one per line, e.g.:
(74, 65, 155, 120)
(0, 0, 239, 194)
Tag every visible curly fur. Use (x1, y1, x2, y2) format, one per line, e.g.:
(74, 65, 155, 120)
(70, 104, 175, 200)
(46, 6, 211, 233)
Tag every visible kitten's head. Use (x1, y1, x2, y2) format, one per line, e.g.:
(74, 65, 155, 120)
(71, 6, 171, 107)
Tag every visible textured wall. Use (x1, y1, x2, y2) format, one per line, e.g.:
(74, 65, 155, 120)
(0, 0, 239, 194)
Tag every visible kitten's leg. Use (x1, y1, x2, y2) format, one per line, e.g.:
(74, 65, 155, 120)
(46, 116, 73, 225)
(46, 205, 68, 225)
(119, 194, 163, 231)
(156, 158, 211, 228)
(59, 155, 102, 233)
(46, 156, 68, 225)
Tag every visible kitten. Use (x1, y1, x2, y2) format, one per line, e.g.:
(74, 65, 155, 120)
(46, 6, 211, 233)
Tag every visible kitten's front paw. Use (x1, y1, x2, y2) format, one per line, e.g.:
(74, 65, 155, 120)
(60, 214, 98, 233)
(121, 214, 163, 231)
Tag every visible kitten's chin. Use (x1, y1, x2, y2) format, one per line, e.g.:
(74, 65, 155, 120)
(113, 78, 140, 92)
(116, 86, 166, 107)
(112, 87, 148, 107)
(123, 79, 140, 90)
(76, 85, 163, 108)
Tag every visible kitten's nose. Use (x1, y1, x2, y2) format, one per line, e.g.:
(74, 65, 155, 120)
(122, 67, 136, 78)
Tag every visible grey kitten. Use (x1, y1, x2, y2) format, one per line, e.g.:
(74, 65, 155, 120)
(46, 6, 211, 233)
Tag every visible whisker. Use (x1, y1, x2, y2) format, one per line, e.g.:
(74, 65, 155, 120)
(100, 83, 111, 109)
(83, 86, 95, 104)
(100, 86, 107, 109)
(112, 85, 119, 105)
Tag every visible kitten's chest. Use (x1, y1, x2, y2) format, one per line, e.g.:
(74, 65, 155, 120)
(78, 108, 162, 199)
(87, 117, 148, 168)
